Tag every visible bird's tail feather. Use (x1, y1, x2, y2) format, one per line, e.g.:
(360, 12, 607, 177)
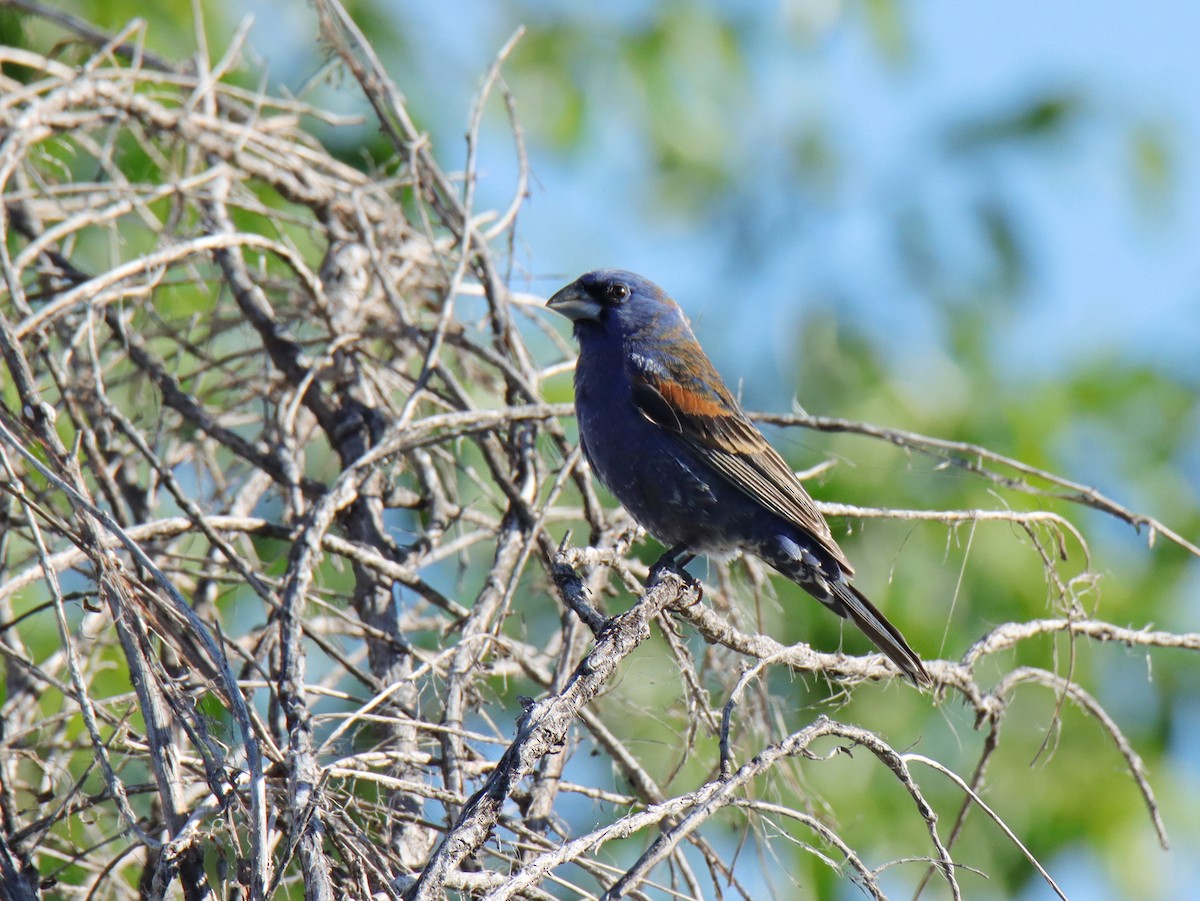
(831, 581, 930, 685)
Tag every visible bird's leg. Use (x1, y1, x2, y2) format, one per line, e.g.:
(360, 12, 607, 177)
(662, 543, 696, 568)
(649, 544, 702, 599)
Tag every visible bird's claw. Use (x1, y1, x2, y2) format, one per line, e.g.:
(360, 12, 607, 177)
(649, 554, 703, 601)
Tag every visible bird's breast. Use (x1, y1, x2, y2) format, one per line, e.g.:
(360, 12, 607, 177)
(573, 356, 744, 554)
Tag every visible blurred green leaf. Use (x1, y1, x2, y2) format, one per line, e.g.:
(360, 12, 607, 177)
(948, 91, 1084, 152)
(863, 0, 910, 65)
(1130, 122, 1174, 216)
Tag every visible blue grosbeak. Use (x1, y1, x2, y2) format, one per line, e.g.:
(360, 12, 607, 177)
(548, 269, 930, 685)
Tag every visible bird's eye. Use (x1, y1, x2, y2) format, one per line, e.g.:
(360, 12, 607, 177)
(606, 283, 630, 303)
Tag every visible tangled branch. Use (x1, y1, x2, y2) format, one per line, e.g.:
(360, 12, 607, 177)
(0, 4, 1194, 899)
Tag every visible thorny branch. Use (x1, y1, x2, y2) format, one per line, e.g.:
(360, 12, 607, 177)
(0, 3, 1196, 900)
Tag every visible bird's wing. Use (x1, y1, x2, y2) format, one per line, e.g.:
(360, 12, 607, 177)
(631, 364, 853, 572)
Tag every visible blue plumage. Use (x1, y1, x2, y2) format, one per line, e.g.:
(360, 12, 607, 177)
(548, 269, 930, 685)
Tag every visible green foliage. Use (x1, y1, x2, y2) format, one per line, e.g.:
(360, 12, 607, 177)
(1130, 122, 1174, 214)
(509, 4, 750, 212)
(948, 92, 1085, 152)
(863, 0, 910, 65)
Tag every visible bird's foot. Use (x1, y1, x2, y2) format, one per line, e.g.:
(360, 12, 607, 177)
(649, 545, 702, 601)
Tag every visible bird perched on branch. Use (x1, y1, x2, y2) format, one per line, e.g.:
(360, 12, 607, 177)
(548, 269, 930, 685)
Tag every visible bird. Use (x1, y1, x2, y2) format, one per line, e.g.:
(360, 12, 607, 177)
(547, 269, 930, 685)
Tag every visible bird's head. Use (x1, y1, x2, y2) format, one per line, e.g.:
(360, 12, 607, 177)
(547, 269, 687, 345)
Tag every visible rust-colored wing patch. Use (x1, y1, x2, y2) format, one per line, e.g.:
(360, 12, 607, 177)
(631, 365, 851, 570)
